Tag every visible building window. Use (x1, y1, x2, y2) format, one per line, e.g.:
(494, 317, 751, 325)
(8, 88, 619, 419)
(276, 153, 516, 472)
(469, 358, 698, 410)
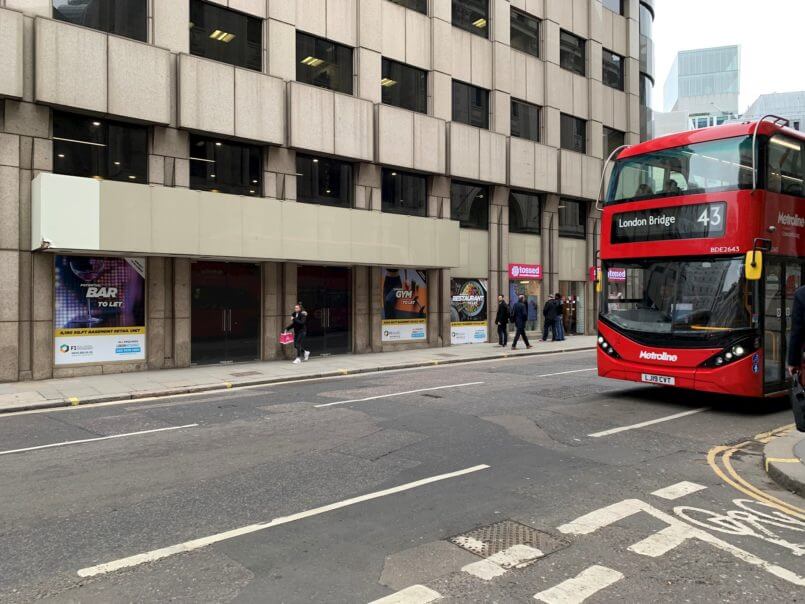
(296, 32, 354, 95)
(53, 0, 147, 41)
(53, 111, 147, 183)
(452, 0, 488, 38)
(451, 181, 489, 229)
(382, 58, 427, 114)
(602, 0, 624, 15)
(189, 135, 261, 196)
(297, 154, 353, 208)
(558, 199, 586, 239)
(602, 49, 624, 90)
(452, 80, 489, 129)
(603, 127, 625, 157)
(560, 114, 587, 154)
(559, 30, 586, 76)
(509, 191, 541, 235)
(388, 0, 427, 13)
(382, 169, 427, 216)
(190, 0, 262, 71)
(794, 121, 801, 131)
(510, 9, 539, 57)
(511, 100, 540, 142)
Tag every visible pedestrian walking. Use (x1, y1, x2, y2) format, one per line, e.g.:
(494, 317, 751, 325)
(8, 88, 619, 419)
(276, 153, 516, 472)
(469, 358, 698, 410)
(541, 296, 558, 341)
(554, 293, 566, 341)
(494, 294, 510, 346)
(286, 303, 310, 364)
(511, 294, 532, 349)
(787, 284, 805, 431)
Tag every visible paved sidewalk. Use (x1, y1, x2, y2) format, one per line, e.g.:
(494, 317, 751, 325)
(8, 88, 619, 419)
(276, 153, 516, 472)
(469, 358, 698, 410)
(764, 427, 805, 497)
(0, 336, 597, 414)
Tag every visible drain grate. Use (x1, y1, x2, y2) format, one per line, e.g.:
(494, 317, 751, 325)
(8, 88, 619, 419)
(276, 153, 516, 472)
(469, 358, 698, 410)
(449, 520, 568, 558)
(230, 371, 262, 377)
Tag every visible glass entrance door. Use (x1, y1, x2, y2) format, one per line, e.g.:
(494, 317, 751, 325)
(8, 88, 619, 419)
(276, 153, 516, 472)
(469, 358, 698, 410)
(297, 266, 352, 357)
(764, 261, 785, 391)
(191, 261, 261, 365)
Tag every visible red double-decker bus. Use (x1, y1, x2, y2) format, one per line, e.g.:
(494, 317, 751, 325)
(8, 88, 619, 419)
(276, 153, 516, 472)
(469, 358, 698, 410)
(597, 117, 805, 397)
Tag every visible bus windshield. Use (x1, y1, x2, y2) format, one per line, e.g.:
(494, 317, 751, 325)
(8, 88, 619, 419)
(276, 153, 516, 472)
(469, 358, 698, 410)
(606, 136, 754, 205)
(602, 258, 756, 338)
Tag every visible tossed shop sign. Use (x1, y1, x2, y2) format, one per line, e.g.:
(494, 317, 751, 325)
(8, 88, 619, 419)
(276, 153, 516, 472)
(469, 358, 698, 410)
(508, 263, 542, 280)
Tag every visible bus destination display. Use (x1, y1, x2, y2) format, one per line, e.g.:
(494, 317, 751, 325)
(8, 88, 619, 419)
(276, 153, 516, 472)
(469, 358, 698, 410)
(611, 202, 726, 244)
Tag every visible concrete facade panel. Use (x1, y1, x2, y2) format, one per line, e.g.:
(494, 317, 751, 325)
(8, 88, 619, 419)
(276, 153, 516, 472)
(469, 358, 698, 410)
(471, 34, 493, 90)
(447, 123, 480, 181)
(479, 129, 507, 184)
(288, 82, 335, 155)
(559, 150, 583, 198)
(357, 48, 382, 103)
(268, 0, 296, 24)
(199, 195, 245, 257)
(107, 36, 172, 124)
(451, 28, 472, 84)
(98, 180, 152, 252)
(333, 94, 374, 161)
(151, 186, 201, 255)
(234, 68, 286, 145)
(509, 137, 535, 190)
(0, 8, 24, 99)
(413, 113, 446, 174)
(178, 54, 235, 136)
(381, 1, 406, 62)
(405, 9, 431, 70)
(431, 17, 452, 75)
(358, 0, 382, 52)
(229, 0, 267, 17)
(268, 19, 296, 81)
(377, 104, 414, 169)
(296, 0, 327, 37)
(558, 237, 587, 280)
(154, 0, 190, 53)
(455, 229, 489, 278)
(326, 0, 358, 46)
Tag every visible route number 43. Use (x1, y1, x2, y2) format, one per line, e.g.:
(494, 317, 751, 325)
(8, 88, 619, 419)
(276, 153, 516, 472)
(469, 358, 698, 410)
(697, 206, 723, 228)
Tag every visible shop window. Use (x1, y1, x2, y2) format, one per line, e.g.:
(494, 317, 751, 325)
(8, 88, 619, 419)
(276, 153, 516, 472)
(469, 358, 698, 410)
(382, 169, 427, 216)
(452, 0, 488, 38)
(509, 191, 541, 235)
(297, 154, 354, 208)
(510, 9, 539, 57)
(382, 58, 428, 114)
(602, 49, 624, 90)
(189, 135, 262, 196)
(451, 181, 489, 229)
(53, 0, 147, 42)
(388, 0, 427, 13)
(511, 99, 540, 142)
(602, 0, 624, 15)
(190, 0, 262, 71)
(53, 111, 147, 183)
(560, 30, 586, 76)
(296, 32, 354, 95)
(558, 198, 587, 239)
(452, 80, 489, 129)
(560, 114, 587, 154)
(603, 127, 625, 157)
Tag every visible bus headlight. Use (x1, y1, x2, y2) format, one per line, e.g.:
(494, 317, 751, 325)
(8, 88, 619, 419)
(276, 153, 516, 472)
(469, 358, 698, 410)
(700, 337, 758, 369)
(733, 345, 746, 357)
(597, 334, 621, 359)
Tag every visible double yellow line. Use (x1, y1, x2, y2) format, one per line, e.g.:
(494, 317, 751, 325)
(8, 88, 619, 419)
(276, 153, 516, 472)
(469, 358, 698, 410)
(707, 424, 804, 520)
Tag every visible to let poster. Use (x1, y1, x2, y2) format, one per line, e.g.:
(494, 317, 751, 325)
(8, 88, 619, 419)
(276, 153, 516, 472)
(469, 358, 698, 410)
(54, 256, 146, 365)
(450, 278, 488, 344)
(381, 268, 428, 342)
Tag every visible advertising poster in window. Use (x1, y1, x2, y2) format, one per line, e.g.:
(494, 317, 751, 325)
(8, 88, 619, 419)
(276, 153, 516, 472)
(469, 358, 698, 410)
(450, 278, 488, 345)
(54, 256, 146, 365)
(381, 268, 428, 342)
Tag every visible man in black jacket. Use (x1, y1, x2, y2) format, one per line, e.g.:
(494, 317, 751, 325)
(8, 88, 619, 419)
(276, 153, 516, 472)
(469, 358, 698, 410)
(541, 297, 558, 341)
(286, 303, 309, 364)
(787, 285, 805, 376)
(511, 295, 531, 349)
(494, 294, 510, 347)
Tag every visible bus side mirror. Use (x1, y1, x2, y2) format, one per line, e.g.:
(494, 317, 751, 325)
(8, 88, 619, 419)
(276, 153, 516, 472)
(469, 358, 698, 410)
(745, 251, 763, 281)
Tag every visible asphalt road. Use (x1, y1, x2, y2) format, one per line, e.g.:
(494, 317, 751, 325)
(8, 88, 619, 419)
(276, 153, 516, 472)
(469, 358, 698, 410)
(0, 349, 803, 603)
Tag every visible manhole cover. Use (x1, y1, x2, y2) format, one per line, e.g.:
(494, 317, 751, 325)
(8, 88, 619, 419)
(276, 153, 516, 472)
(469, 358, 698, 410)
(230, 371, 262, 377)
(450, 520, 568, 558)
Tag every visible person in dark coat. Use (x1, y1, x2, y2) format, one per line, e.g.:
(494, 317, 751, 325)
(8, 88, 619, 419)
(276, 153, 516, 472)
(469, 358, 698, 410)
(511, 295, 532, 349)
(553, 293, 566, 341)
(286, 303, 309, 364)
(541, 296, 558, 341)
(494, 294, 510, 347)
(787, 285, 805, 376)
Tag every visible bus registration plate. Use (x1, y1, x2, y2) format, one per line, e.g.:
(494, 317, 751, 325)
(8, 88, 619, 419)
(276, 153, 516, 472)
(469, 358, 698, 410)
(641, 373, 675, 386)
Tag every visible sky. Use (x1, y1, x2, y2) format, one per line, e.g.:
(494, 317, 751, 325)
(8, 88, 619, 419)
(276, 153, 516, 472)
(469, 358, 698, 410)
(652, 0, 805, 113)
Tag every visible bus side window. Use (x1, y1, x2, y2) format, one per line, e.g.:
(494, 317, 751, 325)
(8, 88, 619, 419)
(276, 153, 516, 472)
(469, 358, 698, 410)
(767, 135, 804, 197)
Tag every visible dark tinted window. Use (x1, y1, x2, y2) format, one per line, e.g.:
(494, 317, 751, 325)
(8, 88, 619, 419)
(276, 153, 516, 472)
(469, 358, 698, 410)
(189, 135, 261, 196)
(382, 169, 427, 216)
(768, 135, 804, 197)
(53, 111, 147, 183)
(560, 30, 585, 76)
(602, 0, 624, 15)
(509, 191, 541, 234)
(388, 0, 427, 13)
(452, 80, 489, 129)
(190, 0, 262, 71)
(452, 0, 488, 38)
(603, 127, 625, 157)
(296, 32, 354, 95)
(560, 114, 587, 153)
(510, 9, 539, 57)
(511, 100, 540, 142)
(451, 181, 488, 229)
(53, 0, 147, 42)
(559, 199, 586, 238)
(297, 154, 353, 208)
(602, 49, 624, 90)
(382, 59, 427, 114)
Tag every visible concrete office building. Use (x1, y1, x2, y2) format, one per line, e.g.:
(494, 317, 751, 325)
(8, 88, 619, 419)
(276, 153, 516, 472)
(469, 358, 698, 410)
(744, 92, 805, 133)
(0, 0, 653, 382)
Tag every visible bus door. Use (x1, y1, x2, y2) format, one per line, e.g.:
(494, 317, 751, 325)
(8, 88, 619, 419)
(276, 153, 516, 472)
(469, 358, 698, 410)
(764, 261, 784, 391)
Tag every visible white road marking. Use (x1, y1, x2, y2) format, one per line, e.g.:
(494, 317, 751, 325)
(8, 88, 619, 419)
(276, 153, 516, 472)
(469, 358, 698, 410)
(462, 559, 507, 580)
(533, 368, 596, 378)
(462, 545, 544, 580)
(369, 584, 442, 603)
(533, 565, 624, 604)
(0, 424, 199, 456)
(651, 481, 707, 500)
(77, 464, 490, 578)
(314, 382, 485, 408)
(628, 524, 691, 557)
(587, 407, 708, 438)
